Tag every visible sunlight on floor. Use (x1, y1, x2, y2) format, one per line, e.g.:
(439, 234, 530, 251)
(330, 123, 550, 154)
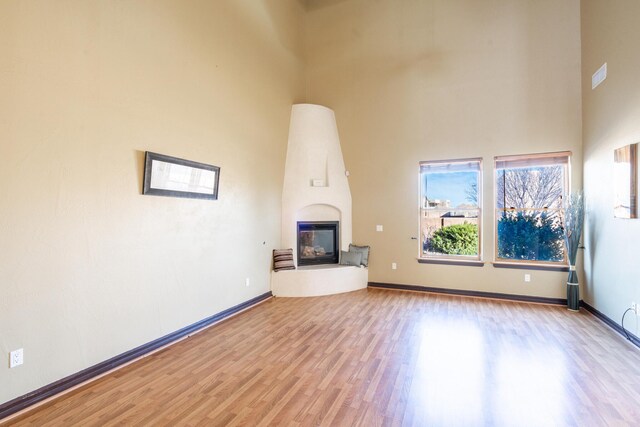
(495, 344, 567, 426)
(407, 318, 568, 426)
(409, 319, 486, 425)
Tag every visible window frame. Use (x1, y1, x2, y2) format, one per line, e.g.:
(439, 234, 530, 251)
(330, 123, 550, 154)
(493, 151, 571, 267)
(418, 157, 483, 264)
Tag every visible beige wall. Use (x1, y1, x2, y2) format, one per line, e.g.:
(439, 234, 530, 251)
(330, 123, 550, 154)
(305, 0, 582, 296)
(1, 0, 594, 407)
(582, 0, 640, 336)
(0, 0, 304, 404)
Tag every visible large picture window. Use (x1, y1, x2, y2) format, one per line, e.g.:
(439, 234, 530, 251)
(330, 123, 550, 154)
(495, 152, 570, 264)
(419, 158, 482, 261)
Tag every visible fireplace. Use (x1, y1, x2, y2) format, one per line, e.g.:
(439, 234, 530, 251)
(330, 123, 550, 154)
(297, 221, 339, 266)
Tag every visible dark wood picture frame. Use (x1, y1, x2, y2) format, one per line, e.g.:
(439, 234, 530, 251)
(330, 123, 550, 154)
(142, 151, 220, 200)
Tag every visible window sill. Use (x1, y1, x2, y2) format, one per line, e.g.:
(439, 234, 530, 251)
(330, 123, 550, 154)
(492, 261, 569, 272)
(417, 258, 485, 267)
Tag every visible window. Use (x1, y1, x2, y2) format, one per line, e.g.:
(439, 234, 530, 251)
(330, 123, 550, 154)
(419, 158, 482, 261)
(494, 152, 570, 264)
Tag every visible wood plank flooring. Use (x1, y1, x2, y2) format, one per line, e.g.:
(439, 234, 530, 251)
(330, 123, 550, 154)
(6, 288, 640, 426)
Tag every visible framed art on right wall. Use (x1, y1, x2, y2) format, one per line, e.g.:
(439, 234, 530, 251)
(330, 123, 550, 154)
(614, 143, 638, 219)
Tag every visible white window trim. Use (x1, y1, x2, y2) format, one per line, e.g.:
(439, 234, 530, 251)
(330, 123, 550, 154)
(493, 151, 571, 267)
(418, 157, 483, 263)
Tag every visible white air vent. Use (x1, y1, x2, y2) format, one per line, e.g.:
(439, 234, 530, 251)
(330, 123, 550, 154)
(592, 63, 607, 90)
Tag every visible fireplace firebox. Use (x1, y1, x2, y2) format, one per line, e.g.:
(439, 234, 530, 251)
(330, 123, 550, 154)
(297, 221, 339, 266)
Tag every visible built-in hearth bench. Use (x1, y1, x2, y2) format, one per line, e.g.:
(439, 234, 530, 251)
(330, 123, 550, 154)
(271, 265, 368, 297)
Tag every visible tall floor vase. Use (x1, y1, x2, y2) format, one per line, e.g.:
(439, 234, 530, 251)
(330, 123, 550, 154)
(567, 266, 579, 311)
(564, 192, 584, 312)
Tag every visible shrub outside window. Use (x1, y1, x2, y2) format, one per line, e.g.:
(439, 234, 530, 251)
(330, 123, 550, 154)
(494, 152, 570, 265)
(419, 158, 482, 261)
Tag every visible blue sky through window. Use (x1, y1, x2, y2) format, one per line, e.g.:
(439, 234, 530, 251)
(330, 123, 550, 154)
(423, 171, 478, 208)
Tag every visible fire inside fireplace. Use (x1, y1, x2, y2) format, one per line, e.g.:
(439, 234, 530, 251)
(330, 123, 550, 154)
(297, 221, 339, 266)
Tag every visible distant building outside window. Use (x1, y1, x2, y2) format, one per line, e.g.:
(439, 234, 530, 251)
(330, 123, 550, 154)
(494, 152, 570, 265)
(419, 158, 482, 261)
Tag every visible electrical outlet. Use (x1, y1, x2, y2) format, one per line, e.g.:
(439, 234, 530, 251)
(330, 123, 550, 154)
(376, 225, 383, 232)
(391, 262, 397, 270)
(10, 348, 23, 368)
(632, 302, 637, 314)
(245, 278, 250, 287)
(524, 274, 531, 282)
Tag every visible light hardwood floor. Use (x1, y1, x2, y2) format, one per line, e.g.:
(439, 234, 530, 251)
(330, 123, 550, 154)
(6, 288, 640, 426)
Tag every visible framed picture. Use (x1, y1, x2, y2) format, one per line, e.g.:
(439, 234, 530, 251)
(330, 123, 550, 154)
(142, 151, 220, 200)
(613, 143, 638, 218)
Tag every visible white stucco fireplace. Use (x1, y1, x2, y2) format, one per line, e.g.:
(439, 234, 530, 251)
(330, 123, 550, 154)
(271, 104, 368, 297)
